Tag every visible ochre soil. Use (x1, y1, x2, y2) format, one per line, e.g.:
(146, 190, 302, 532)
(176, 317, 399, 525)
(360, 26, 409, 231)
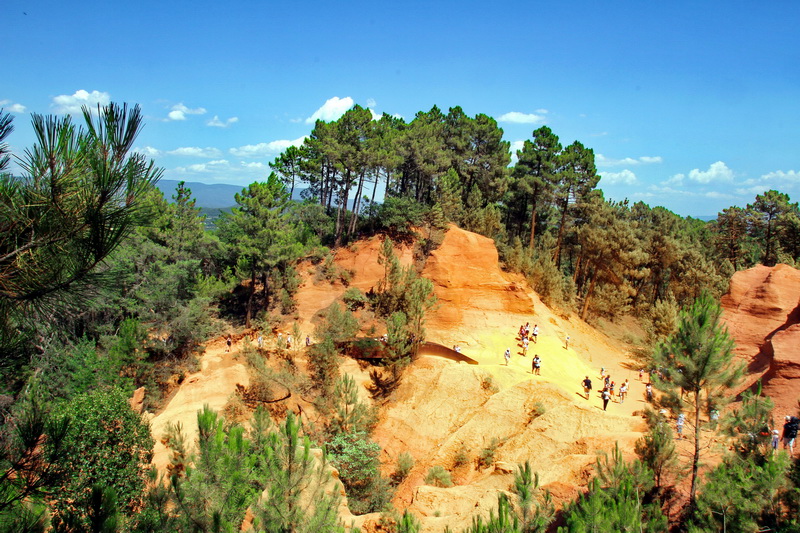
(146, 226, 799, 532)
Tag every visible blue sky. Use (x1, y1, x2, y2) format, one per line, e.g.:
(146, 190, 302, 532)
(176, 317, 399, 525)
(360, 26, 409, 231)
(3, 0, 798, 216)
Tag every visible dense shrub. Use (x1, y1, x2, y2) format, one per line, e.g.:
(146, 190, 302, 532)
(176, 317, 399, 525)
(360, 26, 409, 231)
(49, 387, 153, 529)
(326, 431, 392, 514)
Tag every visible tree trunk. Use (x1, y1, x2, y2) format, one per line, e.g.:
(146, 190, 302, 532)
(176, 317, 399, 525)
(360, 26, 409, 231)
(335, 175, 351, 247)
(262, 271, 270, 312)
(580, 267, 598, 320)
(690, 390, 701, 504)
(348, 171, 366, 236)
(528, 181, 541, 248)
(246, 267, 256, 328)
(554, 198, 569, 268)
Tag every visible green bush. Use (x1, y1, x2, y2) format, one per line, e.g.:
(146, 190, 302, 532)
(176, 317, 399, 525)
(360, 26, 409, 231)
(49, 387, 153, 529)
(453, 443, 470, 468)
(326, 432, 392, 514)
(342, 287, 368, 311)
(478, 438, 500, 469)
(424, 465, 453, 488)
(392, 452, 415, 485)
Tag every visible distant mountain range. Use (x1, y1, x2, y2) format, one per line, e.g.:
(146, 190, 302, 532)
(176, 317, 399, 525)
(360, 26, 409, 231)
(156, 180, 243, 208)
(155, 179, 717, 221)
(156, 179, 312, 209)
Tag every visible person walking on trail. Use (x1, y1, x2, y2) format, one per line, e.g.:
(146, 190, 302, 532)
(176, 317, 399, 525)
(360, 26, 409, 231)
(532, 355, 541, 375)
(619, 380, 628, 404)
(676, 413, 686, 439)
(564, 335, 570, 349)
(504, 348, 511, 366)
(226, 334, 232, 353)
(602, 388, 610, 411)
(522, 337, 529, 356)
(646, 383, 653, 402)
(772, 429, 780, 451)
(582, 376, 592, 400)
(783, 415, 799, 454)
(257, 332, 263, 349)
(532, 324, 539, 344)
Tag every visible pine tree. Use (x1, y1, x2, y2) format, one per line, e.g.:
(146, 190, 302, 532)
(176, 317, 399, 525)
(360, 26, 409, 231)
(216, 174, 304, 327)
(650, 292, 744, 503)
(0, 103, 162, 365)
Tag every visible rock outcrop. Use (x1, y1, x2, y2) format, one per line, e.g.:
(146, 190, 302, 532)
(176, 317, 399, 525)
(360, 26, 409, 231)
(721, 264, 800, 416)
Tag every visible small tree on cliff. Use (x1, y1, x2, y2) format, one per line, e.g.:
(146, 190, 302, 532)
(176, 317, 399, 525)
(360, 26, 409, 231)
(650, 291, 743, 505)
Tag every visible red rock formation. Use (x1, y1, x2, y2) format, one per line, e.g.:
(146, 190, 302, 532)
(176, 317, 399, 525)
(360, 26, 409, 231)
(721, 264, 800, 416)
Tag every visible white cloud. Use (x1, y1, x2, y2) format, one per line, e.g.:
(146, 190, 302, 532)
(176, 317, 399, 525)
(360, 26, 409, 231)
(229, 136, 307, 157)
(174, 159, 229, 174)
(305, 96, 354, 124)
(704, 191, 735, 199)
(639, 156, 663, 164)
(135, 146, 161, 157)
(369, 108, 381, 121)
(241, 161, 268, 169)
(167, 103, 207, 121)
(735, 169, 800, 196)
(596, 154, 662, 167)
(535, 108, 548, 115)
(167, 146, 223, 158)
(51, 90, 110, 114)
(665, 173, 685, 186)
(497, 111, 546, 124)
(207, 115, 239, 128)
(601, 169, 638, 185)
(687, 161, 733, 183)
(664, 161, 734, 186)
(366, 98, 377, 108)
(170, 158, 269, 184)
(0, 99, 26, 113)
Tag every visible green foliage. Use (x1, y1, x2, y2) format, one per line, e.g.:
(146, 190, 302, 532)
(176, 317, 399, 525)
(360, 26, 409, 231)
(723, 381, 775, 461)
(49, 387, 153, 530)
(463, 493, 519, 533)
(136, 408, 343, 533)
(0, 386, 71, 527)
(341, 287, 368, 311)
(453, 443, 470, 468)
(309, 303, 358, 393)
(396, 509, 422, 533)
(650, 291, 744, 502)
(424, 466, 452, 488)
(512, 461, 554, 532)
(0, 103, 162, 368)
(690, 453, 791, 533)
(330, 375, 376, 436)
(391, 452, 414, 485)
(374, 196, 427, 238)
(327, 431, 392, 514)
(216, 174, 305, 327)
(558, 445, 667, 533)
(635, 412, 679, 489)
(477, 438, 500, 469)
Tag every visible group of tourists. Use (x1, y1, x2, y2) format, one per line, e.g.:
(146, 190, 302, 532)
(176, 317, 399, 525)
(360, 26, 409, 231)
(503, 322, 542, 373)
(581, 372, 630, 411)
